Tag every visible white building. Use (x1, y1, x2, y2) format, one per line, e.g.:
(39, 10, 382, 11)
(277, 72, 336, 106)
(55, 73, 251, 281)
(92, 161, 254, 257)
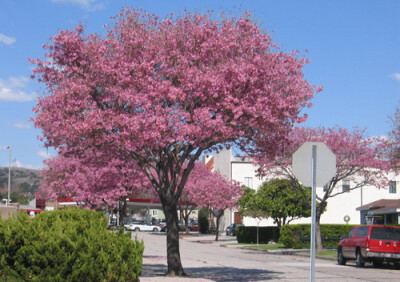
(204, 149, 400, 230)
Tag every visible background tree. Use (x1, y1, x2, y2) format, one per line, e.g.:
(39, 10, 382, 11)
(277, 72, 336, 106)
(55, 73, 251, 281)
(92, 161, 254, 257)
(183, 162, 243, 241)
(239, 187, 269, 219)
(40, 147, 149, 210)
(254, 126, 392, 250)
(239, 181, 310, 244)
(177, 201, 196, 234)
(258, 178, 311, 228)
(239, 187, 270, 245)
(31, 8, 318, 276)
(178, 162, 208, 234)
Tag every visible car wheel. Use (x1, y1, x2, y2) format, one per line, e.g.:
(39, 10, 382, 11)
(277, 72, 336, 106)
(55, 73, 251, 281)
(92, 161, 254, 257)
(355, 250, 365, 267)
(134, 227, 140, 232)
(153, 227, 158, 232)
(337, 248, 347, 265)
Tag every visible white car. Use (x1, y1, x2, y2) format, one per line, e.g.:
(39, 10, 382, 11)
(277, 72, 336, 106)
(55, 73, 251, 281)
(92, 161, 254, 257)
(124, 222, 161, 232)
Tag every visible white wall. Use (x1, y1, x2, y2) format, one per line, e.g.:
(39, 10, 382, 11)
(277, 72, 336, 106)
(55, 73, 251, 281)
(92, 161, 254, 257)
(231, 162, 265, 192)
(211, 149, 232, 180)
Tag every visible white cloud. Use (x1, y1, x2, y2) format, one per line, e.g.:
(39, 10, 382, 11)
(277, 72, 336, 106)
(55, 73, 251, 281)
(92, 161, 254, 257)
(391, 73, 400, 81)
(0, 33, 16, 45)
(0, 76, 37, 102)
(9, 160, 43, 170)
(13, 122, 32, 129)
(37, 150, 52, 159)
(50, 0, 104, 11)
(9, 76, 29, 88)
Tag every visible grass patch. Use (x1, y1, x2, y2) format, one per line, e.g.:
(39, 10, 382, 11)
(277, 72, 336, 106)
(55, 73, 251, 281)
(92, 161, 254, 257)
(238, 243, 337, 259)
(316, 250, 337, 258)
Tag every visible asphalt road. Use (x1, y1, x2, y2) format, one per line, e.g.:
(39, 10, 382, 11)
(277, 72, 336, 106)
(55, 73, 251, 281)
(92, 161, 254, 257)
(134, 232, 400, 281)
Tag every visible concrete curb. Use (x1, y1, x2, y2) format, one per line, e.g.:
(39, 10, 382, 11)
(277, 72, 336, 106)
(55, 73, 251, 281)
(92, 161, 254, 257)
(219, 244, 337, 261)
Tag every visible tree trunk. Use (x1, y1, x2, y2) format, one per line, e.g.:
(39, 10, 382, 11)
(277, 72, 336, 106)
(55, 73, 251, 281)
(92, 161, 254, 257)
(315, 204, 325, 251)
(183, 210, 190, 235)
(163, 200, 186, 276)
(214, 210, 224, 241)
(275, 218, 282, 229)
(119, 200, 127, 226)
(179, 205, 191, 235)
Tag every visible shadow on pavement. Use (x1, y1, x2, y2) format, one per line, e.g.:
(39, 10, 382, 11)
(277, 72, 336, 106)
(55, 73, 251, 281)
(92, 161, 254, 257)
(141, 263, 168, 277)
(141, 263, 283, 281)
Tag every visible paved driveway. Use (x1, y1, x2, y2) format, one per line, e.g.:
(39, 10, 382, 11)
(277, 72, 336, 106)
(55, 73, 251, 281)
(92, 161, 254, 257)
(135, 232, 400, 281)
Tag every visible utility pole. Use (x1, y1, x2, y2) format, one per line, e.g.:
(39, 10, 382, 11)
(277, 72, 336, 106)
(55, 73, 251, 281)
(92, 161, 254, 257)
(7, 146, 11, 206)
(0, 146, 11, 206)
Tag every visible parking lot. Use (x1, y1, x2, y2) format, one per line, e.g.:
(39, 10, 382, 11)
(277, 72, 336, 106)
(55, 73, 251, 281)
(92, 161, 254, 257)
(136, 232, 400, 281)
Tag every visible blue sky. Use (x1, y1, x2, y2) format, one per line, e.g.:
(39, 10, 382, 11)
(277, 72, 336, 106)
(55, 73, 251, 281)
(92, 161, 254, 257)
(0, 0, 399, 169)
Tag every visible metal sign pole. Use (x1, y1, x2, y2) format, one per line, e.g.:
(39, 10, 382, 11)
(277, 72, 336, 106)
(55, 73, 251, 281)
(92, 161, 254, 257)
(310, 145, 317, 282)
(293, 142, 336, 282)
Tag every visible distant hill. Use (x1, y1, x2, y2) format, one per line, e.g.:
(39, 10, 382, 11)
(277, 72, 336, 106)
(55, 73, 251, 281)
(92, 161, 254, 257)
(0, 167, 41, 201)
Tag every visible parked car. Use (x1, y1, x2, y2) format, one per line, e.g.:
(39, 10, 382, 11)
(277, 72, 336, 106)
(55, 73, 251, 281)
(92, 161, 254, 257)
(160, 220, 186, 232)
(226, 223, 244, 236)
(124, 222, 161, 232)
(338, 225, 400, 268)
(107, 217, 118, 229)
(157, 219, 167, 227)
(188, 222, 199, 231)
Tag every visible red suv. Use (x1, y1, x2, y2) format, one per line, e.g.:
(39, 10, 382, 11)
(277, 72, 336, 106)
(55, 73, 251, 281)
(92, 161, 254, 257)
(338, 225, 400, 268)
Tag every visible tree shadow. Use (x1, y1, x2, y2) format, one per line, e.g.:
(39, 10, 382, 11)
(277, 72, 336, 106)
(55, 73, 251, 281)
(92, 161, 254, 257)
(141, 261, 283, 281)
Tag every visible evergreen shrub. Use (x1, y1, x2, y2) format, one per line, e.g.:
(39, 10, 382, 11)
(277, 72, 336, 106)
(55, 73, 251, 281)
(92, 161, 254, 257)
(279, 224, 356, 248)
(198, 208, 209, 234)
(236, 226, 280, 244)
(0, 207, 144, 281)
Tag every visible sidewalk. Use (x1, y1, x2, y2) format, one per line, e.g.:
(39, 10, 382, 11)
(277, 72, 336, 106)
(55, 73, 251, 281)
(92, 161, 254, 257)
(140, 233, 336, 281)
(179, 233, 336, 261)
(140, 233, 233, 281)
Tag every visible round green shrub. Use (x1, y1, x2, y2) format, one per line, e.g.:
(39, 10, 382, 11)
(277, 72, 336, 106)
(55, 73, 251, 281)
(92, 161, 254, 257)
(279, 224, 357, 249)
(0, 207, 143, 281)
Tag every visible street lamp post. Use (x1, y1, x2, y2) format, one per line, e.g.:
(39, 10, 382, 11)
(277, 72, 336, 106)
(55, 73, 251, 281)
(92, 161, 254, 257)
(0, 146, 12, 206)
(7, 146, 11, 206)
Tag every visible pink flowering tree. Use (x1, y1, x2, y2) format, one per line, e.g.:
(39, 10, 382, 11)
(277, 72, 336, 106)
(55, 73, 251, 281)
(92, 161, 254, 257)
(254, 126, 392, 250)
(31, 8, 318, 276)
(40, 147, 151, 224)
(181, 162, 243, 240)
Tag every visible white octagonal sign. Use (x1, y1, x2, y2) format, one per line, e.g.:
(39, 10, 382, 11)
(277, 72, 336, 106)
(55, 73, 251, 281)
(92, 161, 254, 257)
(292, 142, 336, 187)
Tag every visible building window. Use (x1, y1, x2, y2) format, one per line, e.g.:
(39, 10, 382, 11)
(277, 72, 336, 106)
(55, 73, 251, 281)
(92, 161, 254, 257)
(151, 209, 158, 217)
(342, 180, 350, 193)
(244, 177, 253, 189)
(389, 181, 397, 194)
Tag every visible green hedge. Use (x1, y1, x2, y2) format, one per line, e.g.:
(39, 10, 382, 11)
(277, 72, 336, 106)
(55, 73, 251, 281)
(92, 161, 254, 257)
(279, 224, 356, 248)
(236, 226, 280, 244)
(0, 208, 144, 281)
